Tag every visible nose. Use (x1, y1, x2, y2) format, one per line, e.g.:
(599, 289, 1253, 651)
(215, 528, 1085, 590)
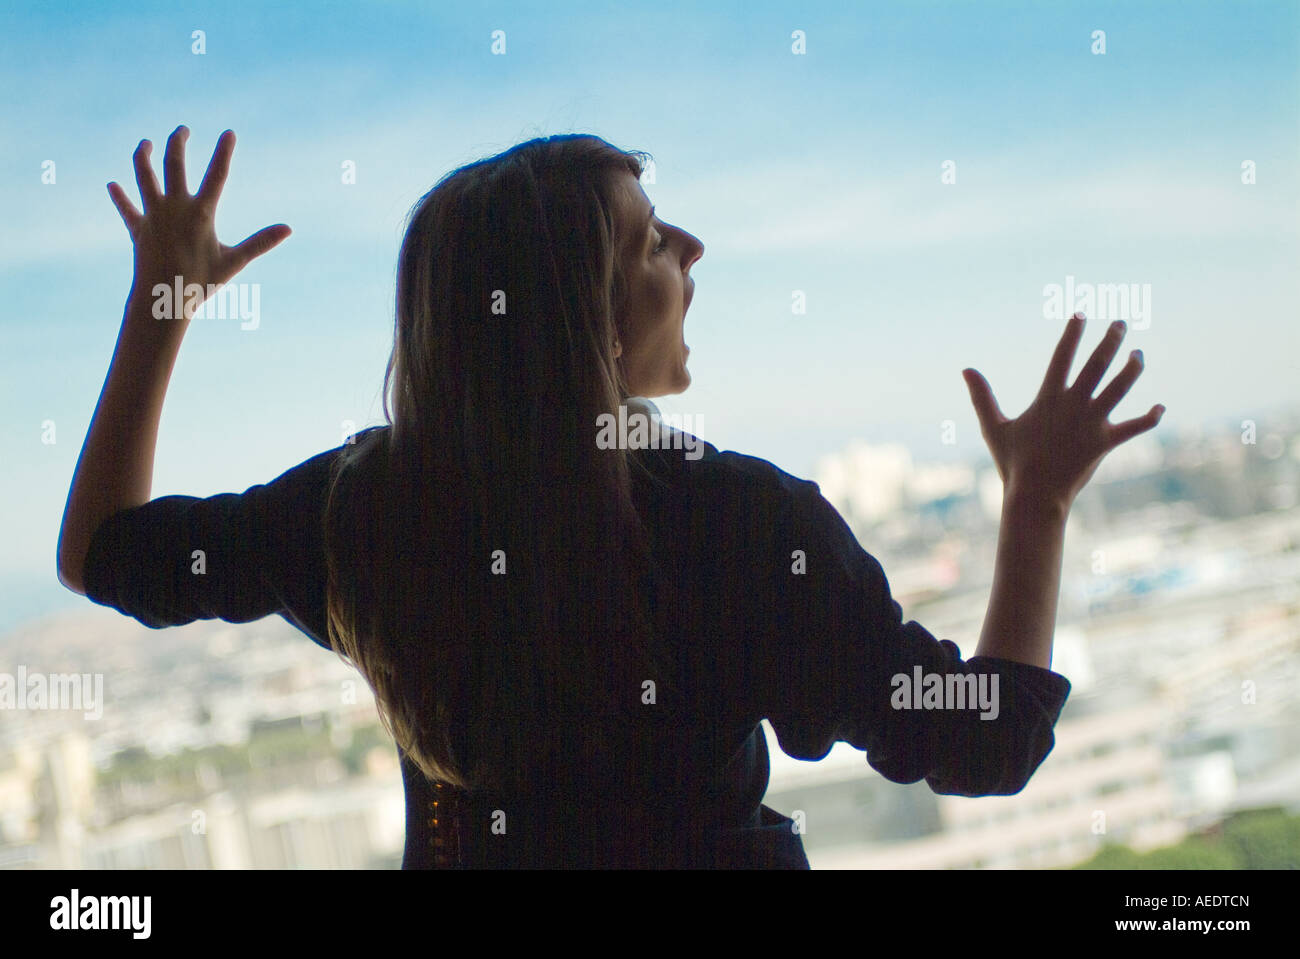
(681, 230, 704, 270)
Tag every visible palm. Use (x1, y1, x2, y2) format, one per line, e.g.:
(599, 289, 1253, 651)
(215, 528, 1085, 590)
(963, 314, 1165, 508)
(108, 126, 290, 316)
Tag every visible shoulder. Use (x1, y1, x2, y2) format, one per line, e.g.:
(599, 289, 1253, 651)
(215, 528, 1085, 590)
(694, 448, 820, 500)
(627, 398, 801, 479)
(274, 425, 390, 498)
(633, 417, 821, 508)
(629, 408, 834, 535)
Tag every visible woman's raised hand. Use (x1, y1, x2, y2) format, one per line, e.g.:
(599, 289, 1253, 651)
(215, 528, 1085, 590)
(108, 126, 290, 317)
(962, 313, 1165, 512)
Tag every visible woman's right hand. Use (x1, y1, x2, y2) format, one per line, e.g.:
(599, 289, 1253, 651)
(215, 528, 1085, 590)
(962, 313, 1165, 513)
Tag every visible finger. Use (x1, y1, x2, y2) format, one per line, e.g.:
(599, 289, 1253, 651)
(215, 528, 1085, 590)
(1094, 349, 1143, 415)
(107, 182, 143, 234)
(196, 129, 235, 215)
(962, 368, 1007, 431)
(225, 224, 292, 273)
(1107, 404, 1166, 449)
(133, 140, 163, 211)
(1038, 313, 1087, 396)
(164, 125, 190, 195)
(1072, 320, 1127, 398)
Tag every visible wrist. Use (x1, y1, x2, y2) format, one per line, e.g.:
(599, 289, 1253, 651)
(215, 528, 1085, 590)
(126, 280, 193, 330)
(1002, 482, 1070, 523)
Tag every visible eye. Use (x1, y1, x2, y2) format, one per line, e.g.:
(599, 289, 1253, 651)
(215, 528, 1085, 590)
(653, 231, 670, 254)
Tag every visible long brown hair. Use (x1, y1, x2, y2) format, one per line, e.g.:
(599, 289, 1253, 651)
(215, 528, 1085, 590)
(322, 134, 667, 797)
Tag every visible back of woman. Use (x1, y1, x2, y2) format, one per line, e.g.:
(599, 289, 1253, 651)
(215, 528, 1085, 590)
(319, 135, 759, 866)
(64, 128, 1162, 868)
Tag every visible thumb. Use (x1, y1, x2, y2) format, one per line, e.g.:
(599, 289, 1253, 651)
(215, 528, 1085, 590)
(228, 223, 292, 273)
(962, 368, 1004, 429)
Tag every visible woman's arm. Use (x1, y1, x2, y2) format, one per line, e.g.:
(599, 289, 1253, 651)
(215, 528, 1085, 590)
(974, 486, 1068, 669)
(57, 126, 290, 595)
(965, 314, 1166, 669)
(57, 295, 187, 594)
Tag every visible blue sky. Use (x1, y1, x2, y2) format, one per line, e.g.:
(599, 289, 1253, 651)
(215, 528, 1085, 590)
(2, 0, 1297, 630)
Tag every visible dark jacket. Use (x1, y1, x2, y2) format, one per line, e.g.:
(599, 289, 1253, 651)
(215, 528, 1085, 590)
(82, 424, 1071, 868)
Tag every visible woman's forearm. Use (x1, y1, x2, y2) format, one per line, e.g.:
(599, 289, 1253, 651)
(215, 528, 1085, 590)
(57, 291, 187, 594)
(973, 485, 1070, 670)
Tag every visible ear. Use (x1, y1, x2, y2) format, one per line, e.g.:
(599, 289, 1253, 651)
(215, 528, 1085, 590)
(612, 338, 622, 359)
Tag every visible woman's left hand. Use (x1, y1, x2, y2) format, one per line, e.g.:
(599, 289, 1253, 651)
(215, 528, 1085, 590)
(108, 125, 291, 319)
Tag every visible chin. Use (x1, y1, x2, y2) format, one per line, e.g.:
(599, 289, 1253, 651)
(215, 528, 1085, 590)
(636, 359, 691, 398)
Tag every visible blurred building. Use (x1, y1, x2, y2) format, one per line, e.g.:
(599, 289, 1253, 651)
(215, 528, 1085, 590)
(2, 412, 1298, 868)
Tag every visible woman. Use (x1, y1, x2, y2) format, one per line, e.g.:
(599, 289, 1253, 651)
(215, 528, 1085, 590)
(58, 127, 1164, 869)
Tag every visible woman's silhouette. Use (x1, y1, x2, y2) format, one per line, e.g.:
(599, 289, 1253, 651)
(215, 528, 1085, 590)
(58, 127, 1164, 868)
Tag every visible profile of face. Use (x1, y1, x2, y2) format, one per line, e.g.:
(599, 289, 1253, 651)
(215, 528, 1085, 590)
(609, 170, 704, 398)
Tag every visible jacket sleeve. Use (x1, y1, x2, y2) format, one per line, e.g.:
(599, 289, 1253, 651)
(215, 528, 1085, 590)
(79, 439, 361, 651)
(746, 463, 1072, 797)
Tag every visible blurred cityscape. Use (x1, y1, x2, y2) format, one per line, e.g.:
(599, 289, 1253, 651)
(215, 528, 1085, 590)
(3, 410, 1299, 868)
